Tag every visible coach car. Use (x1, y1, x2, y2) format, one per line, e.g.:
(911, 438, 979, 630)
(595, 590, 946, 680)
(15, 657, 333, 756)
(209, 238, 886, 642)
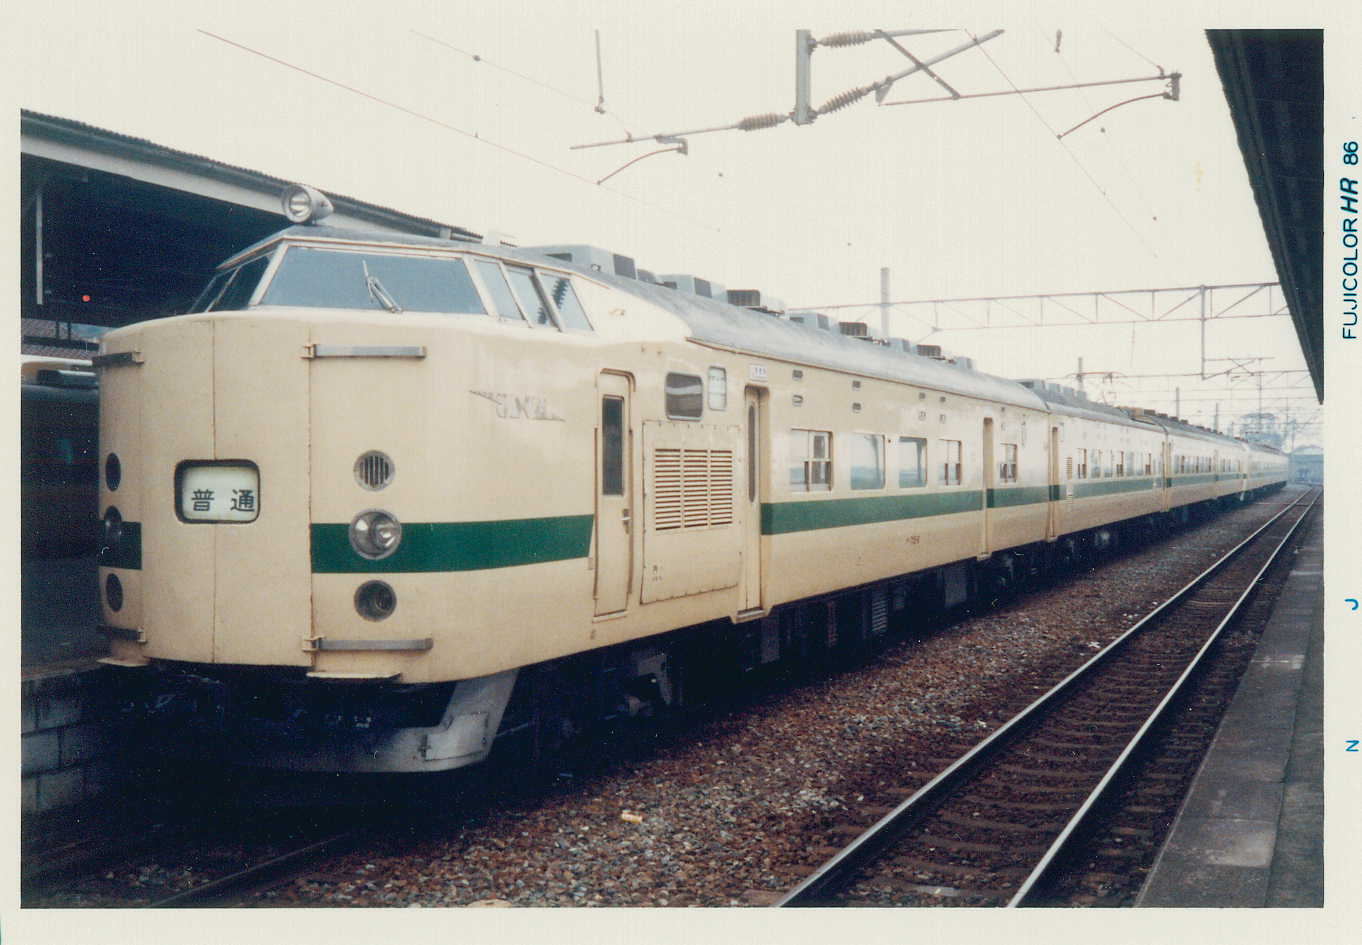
(94, 199, 1287, 772)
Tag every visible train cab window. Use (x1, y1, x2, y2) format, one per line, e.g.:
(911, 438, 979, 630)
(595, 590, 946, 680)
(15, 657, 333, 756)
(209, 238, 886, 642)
(193, 255, 271, 312)
(939, 439, 962, 486)
(849, 434, 885, 490)
(999, 443, 1018, 482)
(665, 373, 704, 419)
(539, 273, 593, 331)
(473, 260, 527, 322)
(790, 429, 832, 491)
(263, 248, 487, 315)
(505, 266, 559, 328)
(898, 436, 927, 488)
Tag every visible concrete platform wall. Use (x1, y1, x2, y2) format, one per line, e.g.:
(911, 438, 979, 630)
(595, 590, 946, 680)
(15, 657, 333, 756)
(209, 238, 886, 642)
(21, 664, 124, 814)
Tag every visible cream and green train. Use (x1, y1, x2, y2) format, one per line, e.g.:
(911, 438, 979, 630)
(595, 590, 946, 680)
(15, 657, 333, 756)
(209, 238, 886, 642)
(94, 201, 1287, 772)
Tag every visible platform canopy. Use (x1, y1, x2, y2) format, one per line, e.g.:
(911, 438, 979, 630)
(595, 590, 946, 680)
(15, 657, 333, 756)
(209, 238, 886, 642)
(1207, 30, 1323, 403)
(20, 110, 481, 356)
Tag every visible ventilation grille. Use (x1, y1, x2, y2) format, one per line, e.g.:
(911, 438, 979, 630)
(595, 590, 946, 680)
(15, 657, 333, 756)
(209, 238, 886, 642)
(355, 451, 394, 490)
(653, 448, 735, 530)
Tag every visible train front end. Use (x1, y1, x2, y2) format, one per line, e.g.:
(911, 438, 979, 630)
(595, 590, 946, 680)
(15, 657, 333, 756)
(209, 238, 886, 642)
(96, 215, 589, 773)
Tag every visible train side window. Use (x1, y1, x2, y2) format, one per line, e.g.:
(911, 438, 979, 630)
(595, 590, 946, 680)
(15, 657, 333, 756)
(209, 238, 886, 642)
(1144, 452, 1153, 475)
(849, 434, 885, 490)
(708, 367, 728, 410)
(538, 272, 593, 332)
(601, 396, 624, 496)
(898, 436, 927, 488)
(474, 260, 526, 322)
(1076, 448, 1087, 479)
(999, 443, 1018, 482)
(1115, 451, 1125, 477)
(939, 439, 962, 486)
(790, 429, 832, 491)
(505, 266, 559, 329)
(665, 373, 704, 420)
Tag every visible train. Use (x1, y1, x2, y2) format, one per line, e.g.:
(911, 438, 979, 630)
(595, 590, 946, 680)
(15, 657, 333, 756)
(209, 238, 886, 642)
(94, 187, 1288, 773)
(21, 356, 99, 559)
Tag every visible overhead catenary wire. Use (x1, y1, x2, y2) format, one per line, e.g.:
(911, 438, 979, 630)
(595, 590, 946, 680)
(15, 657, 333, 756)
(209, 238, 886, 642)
(1101, 25, 1165, 73)
(196, 29, 731, 238)
(411, 29, 636, 135)
(1043, 26, 1165, 226)
(964, 30, 1161, 260)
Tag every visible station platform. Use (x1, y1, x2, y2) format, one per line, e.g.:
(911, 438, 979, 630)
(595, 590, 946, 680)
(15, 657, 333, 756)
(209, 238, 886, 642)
(1137, 497, 1323, 907)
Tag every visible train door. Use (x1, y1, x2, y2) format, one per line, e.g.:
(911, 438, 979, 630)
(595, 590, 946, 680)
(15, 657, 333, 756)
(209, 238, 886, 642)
(1160, 438, 1173, 510)
(1047, 425, 1061, 540)
(595, 372, 633, 616)
(980, 416, 995, 554)
(740, 387, 765, 615)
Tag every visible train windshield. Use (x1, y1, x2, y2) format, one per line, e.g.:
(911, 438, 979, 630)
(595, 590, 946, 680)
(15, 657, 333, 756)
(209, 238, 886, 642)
(190, 255, 272, 313)
(260, 246, 487, 316)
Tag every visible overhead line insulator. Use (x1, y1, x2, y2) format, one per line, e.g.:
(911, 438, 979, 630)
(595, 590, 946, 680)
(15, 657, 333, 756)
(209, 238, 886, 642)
(737, 112, 788, 131)
(816, 85, 875, 115)
(817, 30, 878, 48)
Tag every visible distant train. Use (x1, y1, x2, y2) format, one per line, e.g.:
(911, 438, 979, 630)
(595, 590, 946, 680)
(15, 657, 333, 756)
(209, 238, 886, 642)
(21, 357, 98, 559)
(94, 190, 1288, 772)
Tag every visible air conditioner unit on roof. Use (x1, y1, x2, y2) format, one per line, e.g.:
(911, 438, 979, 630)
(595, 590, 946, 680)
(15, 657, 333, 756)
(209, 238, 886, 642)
(530, 244, 638, 280)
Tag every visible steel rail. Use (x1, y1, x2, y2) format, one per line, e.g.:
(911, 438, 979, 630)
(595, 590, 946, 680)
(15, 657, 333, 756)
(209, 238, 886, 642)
(776, 490, 1315, 907)
(1009, 489, 1319, 906)
(146, 828, 366, 908)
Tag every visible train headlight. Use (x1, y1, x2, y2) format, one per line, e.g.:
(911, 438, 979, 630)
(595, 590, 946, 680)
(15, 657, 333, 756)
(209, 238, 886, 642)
(281, 184, 334, 225)
(354, 581, 397, 621)
(349, 509, 402, 560)
(99, 507, 123, 565)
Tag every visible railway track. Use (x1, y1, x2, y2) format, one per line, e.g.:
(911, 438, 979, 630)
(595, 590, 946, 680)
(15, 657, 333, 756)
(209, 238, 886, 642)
(22, 796, 381, 909)
(777, 489, 1319, 908)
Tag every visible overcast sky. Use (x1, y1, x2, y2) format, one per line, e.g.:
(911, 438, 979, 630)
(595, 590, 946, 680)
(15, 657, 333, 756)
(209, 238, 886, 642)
(7, 1, 1338, 438)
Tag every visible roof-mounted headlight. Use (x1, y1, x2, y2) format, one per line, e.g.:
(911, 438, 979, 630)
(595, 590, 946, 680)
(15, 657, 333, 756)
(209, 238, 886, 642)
(281, 184, 334, 225)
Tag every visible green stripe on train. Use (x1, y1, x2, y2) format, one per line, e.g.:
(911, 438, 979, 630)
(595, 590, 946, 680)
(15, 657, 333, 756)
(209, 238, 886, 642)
(761, 487, 1058, 535)
(310, 515, 594, 573)
(1070, 477, 1158, 498)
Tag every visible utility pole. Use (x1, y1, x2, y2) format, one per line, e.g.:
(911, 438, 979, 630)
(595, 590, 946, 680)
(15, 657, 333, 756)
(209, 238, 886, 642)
(1175, 386, 1180, 419)
(1077, 357, 1084, 396)
(880, 267, 891, 339)
(794, 30, 814, 125)
(1213, 402, 1220, 432)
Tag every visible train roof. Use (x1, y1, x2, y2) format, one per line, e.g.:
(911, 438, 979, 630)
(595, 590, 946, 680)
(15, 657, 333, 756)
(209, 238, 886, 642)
(1014, 381, 1149, 429)
(221, 225, 1050, 409)
(1121, 408, 1246, 449)
(589, 273, 1050, 409)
